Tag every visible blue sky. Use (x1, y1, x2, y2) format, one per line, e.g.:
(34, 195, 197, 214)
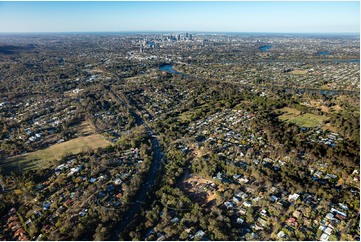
(0, 1, 359, 33)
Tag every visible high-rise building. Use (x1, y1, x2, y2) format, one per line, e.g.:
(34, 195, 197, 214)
(186, 33, 189, 38)
(189, 34, 193, 40)
(177, 34, 180, 41)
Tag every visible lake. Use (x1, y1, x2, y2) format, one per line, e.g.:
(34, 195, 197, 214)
(160, 64, 181, 74)
(259, 45, 272, 52)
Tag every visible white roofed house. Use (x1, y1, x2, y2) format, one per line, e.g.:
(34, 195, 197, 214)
(319, 224, 333, 236)
(237, 218, 244, 224)
(224, 201, 234, 209)
(243, 201, 252, 207)
(195, 230, 205, 239)
(320, 233, 329, 241)
(288, 193, 300, 203)
(233, 196, 241, 204)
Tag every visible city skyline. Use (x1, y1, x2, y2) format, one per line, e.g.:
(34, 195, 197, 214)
(0, 1, 360, 33)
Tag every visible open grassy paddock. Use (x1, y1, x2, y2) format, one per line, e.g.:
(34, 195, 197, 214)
(1, 134, 111, 173)
(277, 107, 329, 128)
(289, 69, 308, 75)
(277, 107, 301, 121)
(289, 113, 329, 127)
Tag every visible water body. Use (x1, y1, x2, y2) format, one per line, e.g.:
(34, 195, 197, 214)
(322, 59, 360, 64)
(259, 45, 272, 52)
(159, 64, 181, 74)
(320, 90, 338, 96)
(146, 41, 155, 46)
(317, 51, 331, 55)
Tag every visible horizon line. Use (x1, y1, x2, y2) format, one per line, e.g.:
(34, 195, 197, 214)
(0, 31, 359, 35)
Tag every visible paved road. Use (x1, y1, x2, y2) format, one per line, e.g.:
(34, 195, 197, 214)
(110, 95, 164, 240)
(340, 215, 358, 234)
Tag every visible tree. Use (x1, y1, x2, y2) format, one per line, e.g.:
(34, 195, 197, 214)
(93, 224, 109, 240)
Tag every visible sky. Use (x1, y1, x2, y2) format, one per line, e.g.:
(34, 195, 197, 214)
(0, 1, 359, 33)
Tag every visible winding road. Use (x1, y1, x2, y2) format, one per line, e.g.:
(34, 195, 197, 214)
(109, 90, 165, 240)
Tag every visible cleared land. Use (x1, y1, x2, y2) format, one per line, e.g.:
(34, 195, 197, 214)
(322, 123, 338, 133)
(277, 107, 329, 128)
(277, 107, 301, 120)
(181, 173, 220, 204)
(302, 100, 342, 113)
(289, 70, 308, 75)
(329, 105, 342, 113)
(1, 134, 111, 173)
(290, 113, 329, 127)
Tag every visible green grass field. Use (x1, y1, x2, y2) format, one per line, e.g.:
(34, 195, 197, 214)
(277, 107, 301, 121)
(1, 134, 111, 173)
(289, 113, 329, 127)
(289, 70, 308, 75)
(277, 107, 328, 128)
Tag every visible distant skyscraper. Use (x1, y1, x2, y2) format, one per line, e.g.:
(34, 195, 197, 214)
(189, 34, 193, 40)
(177, 34, 180, 41)
(186, 33, 188, 38)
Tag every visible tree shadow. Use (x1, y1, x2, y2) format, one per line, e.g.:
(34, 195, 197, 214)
(0, 156, 42, 175)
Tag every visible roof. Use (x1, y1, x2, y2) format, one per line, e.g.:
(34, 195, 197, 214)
(277, 230, 286, 238)
(325, 213, 334, 220)
(288, 193, 300, 202)
(292, 210, 301, 218)
(320, 233, 329, 241)
(237, 218, 244, 224)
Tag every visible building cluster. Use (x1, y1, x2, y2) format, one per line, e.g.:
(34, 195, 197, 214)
(0, 145, 149, 240)
(146, 106, 358, 241)
(0, 33, 358, 241)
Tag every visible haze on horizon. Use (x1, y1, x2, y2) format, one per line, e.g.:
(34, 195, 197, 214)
(0, 1, 359, 33)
